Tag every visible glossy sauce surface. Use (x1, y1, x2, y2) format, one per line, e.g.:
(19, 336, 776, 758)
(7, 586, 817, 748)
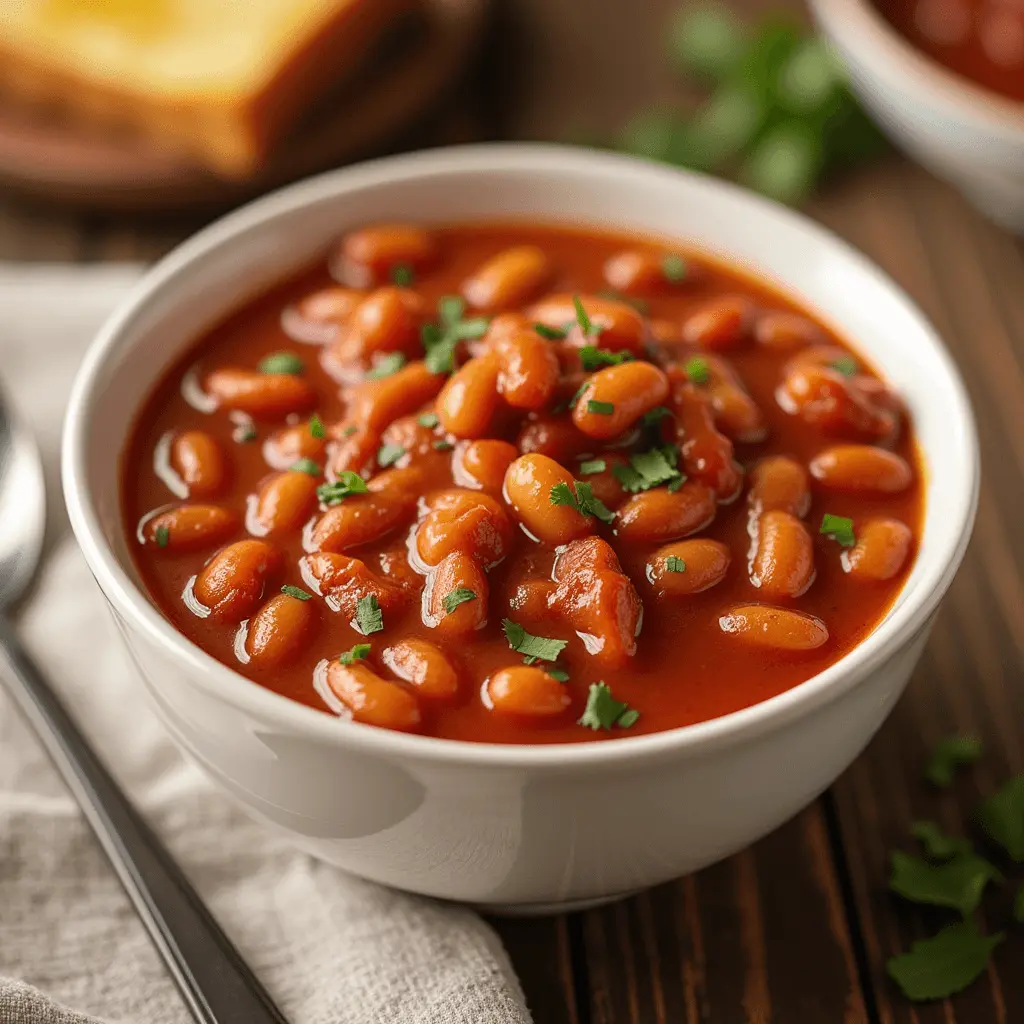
(121, 222, 924, 744)
(876, 0, 1024, 102)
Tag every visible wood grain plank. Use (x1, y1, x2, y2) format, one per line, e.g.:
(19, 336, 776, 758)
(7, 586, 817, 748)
(493, 917, 581, 1024)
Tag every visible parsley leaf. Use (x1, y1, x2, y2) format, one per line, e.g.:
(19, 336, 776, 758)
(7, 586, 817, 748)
(281, 585, 312, 601)
(888, 850, 1001, 917)
(366, 352, 407, 379)
(290, 458, 321, 477)
(580, 346, 633, 371)
(887, 922, 1004, 1002)
(422, 296, 490, 375)
(317, 471, 369, 505)
(587, 399, 615, 415)
(339, 643, 371, 665)
(154, 525, 170, 548)
(910, 821, 973, 862)
(309, 413, 325, 439)
(258, 351, 304, 375)
(977, 775, 1024, 862)
(578, 682, 640, 730)
(612, 445, 684, 494)
(549, 480, 615, 523)
(354, 595, 384, 636)
(579, 458, 607, 476)
(443, 588, 477, 614)
(820, 512, 856, 548)
(535, 322, 568, 340)
(573, 294, 597, 336)
(927, 734, 983, 787)
(391, 264, 414, 286)
(342, 424, 358, 437)
(502, 619, 567, 663)
(433, 439, 455, 452)
(548, 668, 570, 683)
(685, 356, 711, 384)
(666, 555, 687, 573)
(641, 406, 671, 428)
(831, 356, 858, 377)
(377, 443, 406, 468)
(417, 412, 439, 428)
(662, 253, 688, 282)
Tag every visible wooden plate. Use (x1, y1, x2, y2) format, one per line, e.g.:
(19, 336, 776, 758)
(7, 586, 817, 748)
(0, 0, 487, 212)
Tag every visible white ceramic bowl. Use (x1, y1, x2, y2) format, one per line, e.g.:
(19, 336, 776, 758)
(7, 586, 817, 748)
(811, 0, 1024, 232)
(63, 145, 978, 913)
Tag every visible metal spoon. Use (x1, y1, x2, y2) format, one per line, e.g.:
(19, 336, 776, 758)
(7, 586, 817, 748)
(0, 385, 288, 1024)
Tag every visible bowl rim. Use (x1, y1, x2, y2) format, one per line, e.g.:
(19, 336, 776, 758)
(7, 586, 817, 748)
(62, 143, 980, 770)
(812, 0, 1024, 133)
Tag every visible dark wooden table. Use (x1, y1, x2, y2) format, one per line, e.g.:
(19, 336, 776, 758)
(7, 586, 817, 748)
(2, 1, 1021, 1020)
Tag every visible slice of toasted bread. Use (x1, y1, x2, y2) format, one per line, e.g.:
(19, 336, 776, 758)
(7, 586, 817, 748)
(0, 0, 421, 178)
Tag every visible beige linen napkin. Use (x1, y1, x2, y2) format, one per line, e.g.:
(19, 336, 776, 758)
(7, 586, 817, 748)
(0, 266, 531, 1024)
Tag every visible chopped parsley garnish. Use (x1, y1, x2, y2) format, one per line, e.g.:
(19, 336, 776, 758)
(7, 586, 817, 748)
(366, 352, 407, 380)
(154, 525, 170, 548)
(579, 346, 633, 371)
(578, 458, 607, 476)
(641, 406, 671, 427)
(339, 643, 371, 665)
(685, 356, 711, 384)
(354, 595, 384, 636)
(926, 734, 983, 787)
(910, 821, 972, 862)
(573, 294, 596, 336)
(317, 471, 369, 505)
(258, 351, 304, 375)
(567, 381, 591, 410)
(578, 682, 640, 730)
(820, 512, 856, 548)
(433, 439, 455, 452)
(831, 356, 858, 377)
(377, 443, 406, 468)
(612, 444, 684, 493)
(548, 668, 570, 683)
(662, 253, 688, 282)
(391, 263, 414, 286)
(234, 423, 258, 444)
(549, 480, 615, 524)
(888, 850, 1001, 918)
(417, 412, 440, 429)
(887, 922, 1004, 1002)
(442, 588, 477, 614)
(502, 619, 567, 663)
(666, 555, 687, 573)
(976, 775, 1024, 861)
(422, 295, 490, 374)
(309, 413, 325, 439)
(534, 322, 568, 340)
(290, 458, 321, 477)
(342, 424, 358, 437)
(281, 585, 312, 601)
(586, 399, 615, 416)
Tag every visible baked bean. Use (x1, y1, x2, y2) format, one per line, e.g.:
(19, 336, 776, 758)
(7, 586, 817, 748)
(325, 660, 422, 731)
(578, 453, 630, 511)
(603, 250, 690, 294)
(469, 312, 529, 358)
(495, 329, 560, 410)
(528, 294, 646, 355)
(437, 355, 501, 438)
(376, 545, 422, 592)
(516, 414, 592, 463)
(784, 344, 854, 373)
(294, 287, 362, 326)
(245, 593, 317, 667)
(755, 311, 824, 350)
(748, 456, 811, 518)
(452, 439, 517, 493)
(415, 491, 512, 567)
(325, 423, 379, 478)
(682, 296, 755, 350)
(719, 605, 829, 650)
(616, 482, 716, 542)
(649, 318, 683, 347)
(425, 551, 488, 637)
(193, 540, 282, 621)
(205, 369, 316, 419)
(330, 287, 423, 364)
(809, 445, 913, 493)
(301, 552, 410, 617)
(263, 421, 328, 471)
(695, 354, 766, 443)
(381, 639, 460, 700)
(671, 382, 744, 501)
(509, 579, 556, 619)
(842, 518, 913, 581)
(337, 224, 438, 288)
(777, 365, 897, 442)
(252, 471, 318, 535)
(647, 539, 730, 596)
(487, 666, 571, 717)
(750, 510, 816, 599)
(171, 431, 227, 499)
(572, 362, 670, 440)
(347, 360, 445, 432)
(463, 246, 552, 311)
(145, 505, 238, 552)
(311, 487, 417, 553)
(504, 453, 594, 545)
(380, 414, 436, 462)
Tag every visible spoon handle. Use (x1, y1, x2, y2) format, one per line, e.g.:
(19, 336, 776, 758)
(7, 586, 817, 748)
(0, 617, 289, 1024)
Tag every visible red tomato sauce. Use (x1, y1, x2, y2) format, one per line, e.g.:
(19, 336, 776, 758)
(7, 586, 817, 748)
(120, 222, 924, 744)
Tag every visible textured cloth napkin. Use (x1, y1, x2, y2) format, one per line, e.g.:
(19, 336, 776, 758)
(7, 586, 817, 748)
(0, 266, 531, 1024)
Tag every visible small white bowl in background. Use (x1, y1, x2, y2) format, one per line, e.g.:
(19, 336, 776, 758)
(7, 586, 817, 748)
(811, 0, 1024, 232)
(62, 145, 978, 912)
